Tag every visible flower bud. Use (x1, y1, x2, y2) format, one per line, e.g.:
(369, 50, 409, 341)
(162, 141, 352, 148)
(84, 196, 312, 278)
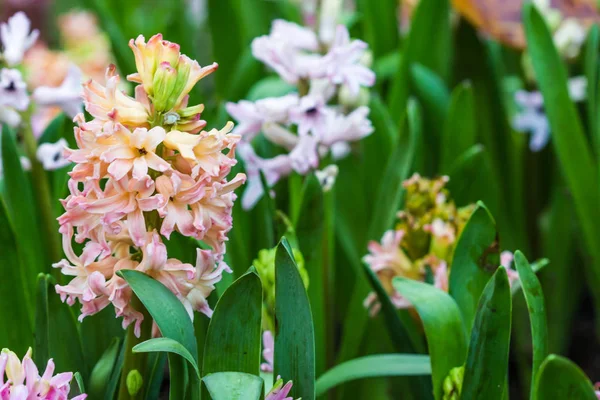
(442, 366, 464, 400)
(338, 85, 370, 109)
(152, 62, 178, 112)
(126, 369, 144, 396)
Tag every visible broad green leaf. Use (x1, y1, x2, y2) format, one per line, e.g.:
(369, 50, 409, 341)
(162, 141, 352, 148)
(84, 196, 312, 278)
(208, 0, 245, 96)
(533, 355, 598, 400)
(524, 4, 600, 314)
(393, 279, 467, 400)
(88, 338, 122, 400)
(34, 274, 87, 380)
(1, 126, 46, 297)
(0, 198, 32, 354)
(445, 144, 485, 201)
(388, 0, 451, 115)
(363, 266, 424, 354)
(449, 202, 498, 331)
(119, 270, 199, 398)
(368, 100, 421, 240)
(586, 25, 600, 156)
(514, 251, 548, 399)
(203, 372, 263, 400)
(104, 339, 125, 400)
(83, 0, 136, 75)
(410, 64, 450, 169)
(275, 238, 315, 399)
(119, 270, 198, 361)
(143, 353, 166, 400)
(362, 94, 399, 199)
(315, 354, 432, 397)
(441, 82, 477, 172)
(462, 268, 512, 400)
(295, 174, 326, 375)
(539, 188, 580, 354)
(202, 270, 262, 376)
(225, 49, 265, 101)
(134, 337, 200, 377)
(356, 0, 399, 57)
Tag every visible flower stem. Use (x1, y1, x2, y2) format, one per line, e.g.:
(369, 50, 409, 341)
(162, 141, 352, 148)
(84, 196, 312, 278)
(118, 295, 152, 400)
(21, 111, 61, 265)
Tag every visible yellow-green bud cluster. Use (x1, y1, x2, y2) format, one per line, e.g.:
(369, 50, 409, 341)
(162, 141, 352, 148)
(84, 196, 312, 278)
(396, 174, 473, 264)
(442, 365, 464, 400)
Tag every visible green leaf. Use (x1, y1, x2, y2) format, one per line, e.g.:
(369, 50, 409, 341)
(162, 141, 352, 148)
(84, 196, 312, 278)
(388, 0, 451, 115)
(362, 266, 424, 353)
(104, 340, 125, 400)
(74, 372, 85, 394)
(462, 268, 512, 400)
(275, 238, 315, 400)
(409, 64, 450, 168)
(295, 174, 326, 375)
(514, 251, 548, 399)
(441, 82, 477, 172)
(88, 338, 122, 400)
(119, 270, 198, 361)
(203, 372, 263, 400)
(316, 354, 432, 397)
(368, 99, 421, 239)
(34, 274, 87, 380)
(533, 355, 598, 400)
(393, 279, 467, 400)
(83, 0, 136, 76)
(134, 337, 200, 377)
(208, 0, 245, 96)
(585, 24, 600, 158)
(0, 198, 32, 354)
(449, 202, 498, 331)
(202, 270, 262, 376)
(523, 3, 600, 315)
(1, 126, 46, 297)
(119, 270, 199, 398)
(356, 0, 399, 57)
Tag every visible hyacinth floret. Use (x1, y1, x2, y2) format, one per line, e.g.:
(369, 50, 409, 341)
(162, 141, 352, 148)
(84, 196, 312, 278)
(53, 33, 245, 336)
(0, 348, 86, 400)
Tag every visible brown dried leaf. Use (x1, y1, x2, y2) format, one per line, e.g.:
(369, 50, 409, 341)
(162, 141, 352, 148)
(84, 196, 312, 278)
(452, 0, 600, 49)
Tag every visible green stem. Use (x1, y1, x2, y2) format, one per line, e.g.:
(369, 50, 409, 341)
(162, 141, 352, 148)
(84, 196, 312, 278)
(21, 111, 61, 265)
(118, 295, 152, 400)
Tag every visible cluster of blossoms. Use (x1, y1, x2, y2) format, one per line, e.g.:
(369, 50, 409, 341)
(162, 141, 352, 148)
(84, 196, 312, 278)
(514, 0, 590, 151)
(0, 11, 102, 174)
(0, 348, 86, 400)
(363, 174, 519, 315)
(227, 18, 375, 209)
(53, 33, 245, 336)
(253, 246, 308, 372)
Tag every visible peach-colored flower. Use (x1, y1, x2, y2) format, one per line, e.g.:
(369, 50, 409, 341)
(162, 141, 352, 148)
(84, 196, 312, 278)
(82, 64, 150, 127)
(127, 34, 218, 111)
(54, 34, 245, 336)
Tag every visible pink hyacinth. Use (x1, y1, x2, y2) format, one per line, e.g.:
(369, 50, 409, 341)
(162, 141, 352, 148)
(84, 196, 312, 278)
(261, 330, 275, 372)
(0, 348, 86, 400)
(53, 34, 245, 337)
(265, 376, 295, 400)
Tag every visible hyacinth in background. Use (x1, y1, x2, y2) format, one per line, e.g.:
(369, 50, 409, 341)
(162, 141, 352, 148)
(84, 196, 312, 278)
(53, 33, 246, 336)
(226, 16, 375, 208)
(0, 348, 86, 400)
